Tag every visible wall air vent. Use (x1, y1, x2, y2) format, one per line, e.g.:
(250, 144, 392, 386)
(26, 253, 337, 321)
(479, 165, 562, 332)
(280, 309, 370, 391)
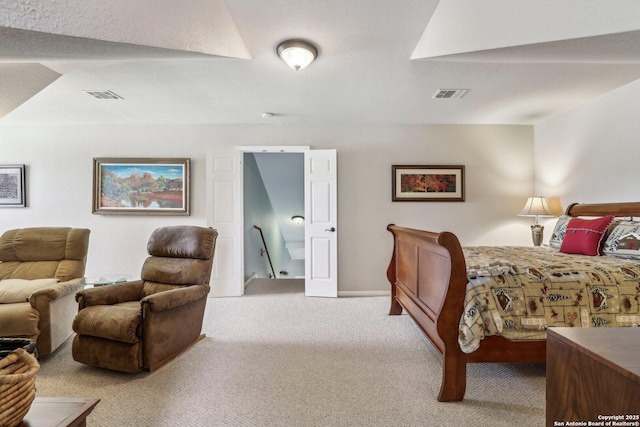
(83, 90, 123, 100)
(433, 89, 467, 99)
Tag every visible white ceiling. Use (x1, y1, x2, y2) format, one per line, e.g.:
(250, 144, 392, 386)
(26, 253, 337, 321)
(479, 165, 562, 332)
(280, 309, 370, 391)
(2, 0, 640, 125)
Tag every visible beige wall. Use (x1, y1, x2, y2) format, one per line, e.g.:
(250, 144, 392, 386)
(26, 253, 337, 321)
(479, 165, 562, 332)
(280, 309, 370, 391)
(534, 79, 640, 234)
(0, 123, 533, 293)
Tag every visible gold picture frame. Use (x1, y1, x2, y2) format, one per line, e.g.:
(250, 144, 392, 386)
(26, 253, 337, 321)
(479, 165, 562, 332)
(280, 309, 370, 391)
(93, 158, 190, 215)
(392, 165, 465, 202)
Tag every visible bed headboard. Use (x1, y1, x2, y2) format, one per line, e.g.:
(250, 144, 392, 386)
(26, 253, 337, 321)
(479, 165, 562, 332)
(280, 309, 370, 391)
(565, 202, 640, 218)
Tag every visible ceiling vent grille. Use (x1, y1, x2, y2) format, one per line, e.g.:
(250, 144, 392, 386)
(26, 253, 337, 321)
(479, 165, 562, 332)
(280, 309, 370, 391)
(433, 89, 467, 99)
(83, 90, 123, 100)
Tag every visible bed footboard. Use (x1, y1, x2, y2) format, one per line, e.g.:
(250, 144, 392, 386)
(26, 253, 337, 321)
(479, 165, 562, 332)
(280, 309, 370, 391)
(386, 224, 469, 401)
(387, 224, 548, 401)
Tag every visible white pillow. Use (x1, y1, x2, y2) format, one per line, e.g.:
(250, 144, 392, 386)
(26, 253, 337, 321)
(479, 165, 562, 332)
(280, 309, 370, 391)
(0, 278, 59, 303)
(548, 215, 571, 249)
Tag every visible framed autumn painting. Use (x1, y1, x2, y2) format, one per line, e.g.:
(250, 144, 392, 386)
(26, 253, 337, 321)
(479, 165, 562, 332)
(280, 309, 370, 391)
(93, 158, 190, 215)
(392, 165, 465, 202)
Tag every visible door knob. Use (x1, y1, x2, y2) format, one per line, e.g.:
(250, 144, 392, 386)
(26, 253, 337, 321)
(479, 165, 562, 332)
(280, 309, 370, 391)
(325, 227, 336, 232)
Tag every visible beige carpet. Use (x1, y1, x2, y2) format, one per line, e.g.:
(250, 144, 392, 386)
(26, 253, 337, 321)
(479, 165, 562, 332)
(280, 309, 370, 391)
(34, 279, 545, 426)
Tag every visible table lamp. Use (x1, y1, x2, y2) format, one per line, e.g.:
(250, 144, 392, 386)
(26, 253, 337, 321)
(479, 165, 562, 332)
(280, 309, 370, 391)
(519, 196, 554, 246)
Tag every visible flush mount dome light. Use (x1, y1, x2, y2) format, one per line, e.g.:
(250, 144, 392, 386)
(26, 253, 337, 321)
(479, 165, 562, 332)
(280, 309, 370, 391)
(277, 40, 317, 71)
(291, 215, 305, 224)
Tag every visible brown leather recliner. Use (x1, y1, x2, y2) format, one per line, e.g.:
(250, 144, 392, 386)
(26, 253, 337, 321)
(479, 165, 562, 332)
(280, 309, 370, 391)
(72, 225, 217, 373)
(0, 227, 90, 357)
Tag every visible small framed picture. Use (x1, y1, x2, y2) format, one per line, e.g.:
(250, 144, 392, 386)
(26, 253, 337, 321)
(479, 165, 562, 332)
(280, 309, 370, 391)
(0, 164, 26, 207)
(93, 158, 190, 215)
(392, 165, 465, 202)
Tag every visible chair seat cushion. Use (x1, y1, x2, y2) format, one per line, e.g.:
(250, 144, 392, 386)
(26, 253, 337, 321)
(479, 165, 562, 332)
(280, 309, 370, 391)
(0, 302, 39, 338)
(73, 304, 142, 344)
(0, 278, 59, 303)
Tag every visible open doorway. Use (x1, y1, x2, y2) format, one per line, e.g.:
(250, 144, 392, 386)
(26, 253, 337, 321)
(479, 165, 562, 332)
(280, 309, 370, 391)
(206, 146, 337, 297)
(243, 152, 305, 294)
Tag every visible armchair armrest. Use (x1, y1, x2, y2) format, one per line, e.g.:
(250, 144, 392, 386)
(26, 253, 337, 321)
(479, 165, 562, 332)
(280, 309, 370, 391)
(28, 278, 89, 357)
(29, 278, 85, 307)
(76, 280, 144, 309)
(141, 285, 210, 312)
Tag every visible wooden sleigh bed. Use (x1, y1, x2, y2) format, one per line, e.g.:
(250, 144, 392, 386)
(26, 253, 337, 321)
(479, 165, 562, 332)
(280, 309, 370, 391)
(386, 201, 640, 402)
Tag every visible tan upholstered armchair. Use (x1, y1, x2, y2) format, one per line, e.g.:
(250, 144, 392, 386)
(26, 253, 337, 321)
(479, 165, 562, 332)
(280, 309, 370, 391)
(72, 225, 217, 373)
(0, 227, 90, 357)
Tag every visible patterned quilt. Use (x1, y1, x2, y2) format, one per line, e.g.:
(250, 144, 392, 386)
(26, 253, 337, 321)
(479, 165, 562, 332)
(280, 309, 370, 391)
(458, 246, 640, 353)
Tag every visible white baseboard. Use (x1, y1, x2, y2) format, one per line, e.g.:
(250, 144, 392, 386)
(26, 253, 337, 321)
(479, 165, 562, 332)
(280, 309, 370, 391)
(338, 290, 390, 297)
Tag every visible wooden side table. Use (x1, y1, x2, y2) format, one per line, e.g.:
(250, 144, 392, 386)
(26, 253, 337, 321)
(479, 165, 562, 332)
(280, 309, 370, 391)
(19, 397, 100, 427)
(546, 327, 640, 427)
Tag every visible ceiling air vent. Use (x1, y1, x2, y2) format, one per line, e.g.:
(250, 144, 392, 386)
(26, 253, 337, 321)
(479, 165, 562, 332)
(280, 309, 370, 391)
(83, 90, 123, 100)
(433, 89, 467, 99)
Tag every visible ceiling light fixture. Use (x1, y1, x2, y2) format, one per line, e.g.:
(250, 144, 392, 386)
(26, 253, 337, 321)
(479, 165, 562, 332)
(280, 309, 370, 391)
(277, 40, 317, 71)
(291, 215, 305, 224)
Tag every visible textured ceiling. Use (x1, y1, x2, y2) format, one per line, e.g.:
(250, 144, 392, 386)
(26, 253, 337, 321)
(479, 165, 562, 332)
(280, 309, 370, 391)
(0, 0, 249, 58)
(1, 0, 640, 125)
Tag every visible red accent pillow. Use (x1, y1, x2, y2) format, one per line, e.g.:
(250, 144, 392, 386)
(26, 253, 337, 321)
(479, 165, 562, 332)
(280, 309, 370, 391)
(560, 215, 614, 256)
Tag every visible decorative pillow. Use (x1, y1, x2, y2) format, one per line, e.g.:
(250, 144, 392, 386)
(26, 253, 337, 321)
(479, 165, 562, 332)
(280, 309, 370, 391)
(548, 215, 571, 249)
(602, 220, 640, 259)
(559, 215, 615, 256)
(0, 278, 59, 303)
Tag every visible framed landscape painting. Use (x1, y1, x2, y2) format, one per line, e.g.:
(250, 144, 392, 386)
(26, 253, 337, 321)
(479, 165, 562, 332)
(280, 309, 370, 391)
(93, 158, 190, 215)
(392, 165, 465, 202)
(0, 164, 26, 207)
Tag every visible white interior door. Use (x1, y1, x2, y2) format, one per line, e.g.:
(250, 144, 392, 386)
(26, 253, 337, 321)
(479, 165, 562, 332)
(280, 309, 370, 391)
(304, 149, 338, 297)
(206, 150, 243, 297)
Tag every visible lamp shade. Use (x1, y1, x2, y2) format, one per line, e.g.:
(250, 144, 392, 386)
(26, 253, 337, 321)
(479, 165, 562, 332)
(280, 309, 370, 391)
(519, 196, 553, 217)
(277, 40, 317, 71)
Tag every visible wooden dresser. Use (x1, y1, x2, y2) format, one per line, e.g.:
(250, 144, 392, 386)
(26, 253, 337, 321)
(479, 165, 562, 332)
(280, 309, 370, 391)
(546, 327, 640, 427)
